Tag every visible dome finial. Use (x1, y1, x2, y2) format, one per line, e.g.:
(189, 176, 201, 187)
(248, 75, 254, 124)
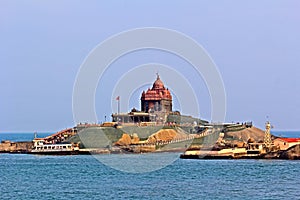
(156, 72, 160, 80)
(152, 72, 164, 89)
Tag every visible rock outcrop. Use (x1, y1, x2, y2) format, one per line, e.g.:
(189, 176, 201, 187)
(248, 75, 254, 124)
(0, 141, 33, 153)
(225, 126, 266, 142)
(279, 144, 300, 159)
(131, 133, 140, 144)
(147, 129, 187, 143)
(114, 133, 140, 146)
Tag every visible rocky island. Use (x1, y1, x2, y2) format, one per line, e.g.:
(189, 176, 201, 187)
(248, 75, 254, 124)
(1, 74, 300, 159)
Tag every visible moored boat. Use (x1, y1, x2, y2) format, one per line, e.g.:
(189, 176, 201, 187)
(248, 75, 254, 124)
(30, 140, 79, 155)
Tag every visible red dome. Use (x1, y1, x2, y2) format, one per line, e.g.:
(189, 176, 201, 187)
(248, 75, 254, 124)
(153, 74, 165, 90)
(140, 74, 173, 113)
(141, 74, 172, 101)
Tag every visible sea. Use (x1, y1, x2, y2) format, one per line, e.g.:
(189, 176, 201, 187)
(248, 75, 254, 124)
(1, 131, 300, 200)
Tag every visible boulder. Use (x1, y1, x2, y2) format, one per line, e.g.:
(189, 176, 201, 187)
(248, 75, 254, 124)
(147, 129, 187, 143)
(131, 133, 140, 144)
(114, 134, 132, 146)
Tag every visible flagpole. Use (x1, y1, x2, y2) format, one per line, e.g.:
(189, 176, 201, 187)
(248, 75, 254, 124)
(118, 98, 120, 114)
(116, 96, 120, 114)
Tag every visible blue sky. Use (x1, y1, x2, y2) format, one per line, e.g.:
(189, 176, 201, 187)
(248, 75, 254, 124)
(1, 1, 300, 132)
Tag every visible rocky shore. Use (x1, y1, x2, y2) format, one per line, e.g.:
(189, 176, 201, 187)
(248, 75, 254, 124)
(181, 144, 300, 160)
(182, 125, 300, 160)
(2, 125, 300, 160)
(0, 140, 32, 153)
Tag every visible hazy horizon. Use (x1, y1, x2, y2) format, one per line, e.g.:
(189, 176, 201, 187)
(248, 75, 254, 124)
(1, 1, 300, 132)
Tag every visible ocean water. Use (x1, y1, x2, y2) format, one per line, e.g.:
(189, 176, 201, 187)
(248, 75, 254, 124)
(1, 132, 300, 199)
(272, 131, 300, 138)
(0, 133, 52, 142)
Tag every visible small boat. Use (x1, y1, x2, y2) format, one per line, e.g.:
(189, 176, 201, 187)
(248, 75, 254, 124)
(30, 140, 79, 155)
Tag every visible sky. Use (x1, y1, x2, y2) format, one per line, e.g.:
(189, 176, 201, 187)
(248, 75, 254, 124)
(1, 0, 300, 132)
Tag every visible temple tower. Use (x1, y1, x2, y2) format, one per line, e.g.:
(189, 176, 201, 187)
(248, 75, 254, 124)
(141, 74, 172, 113)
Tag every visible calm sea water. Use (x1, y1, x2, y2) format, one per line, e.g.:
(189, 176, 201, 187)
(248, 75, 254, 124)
(1, 132, 300, 200)
(0, 133, 52, 142)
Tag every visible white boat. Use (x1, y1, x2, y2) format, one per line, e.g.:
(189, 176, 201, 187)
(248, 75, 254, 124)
(30, 140, 79, 155)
